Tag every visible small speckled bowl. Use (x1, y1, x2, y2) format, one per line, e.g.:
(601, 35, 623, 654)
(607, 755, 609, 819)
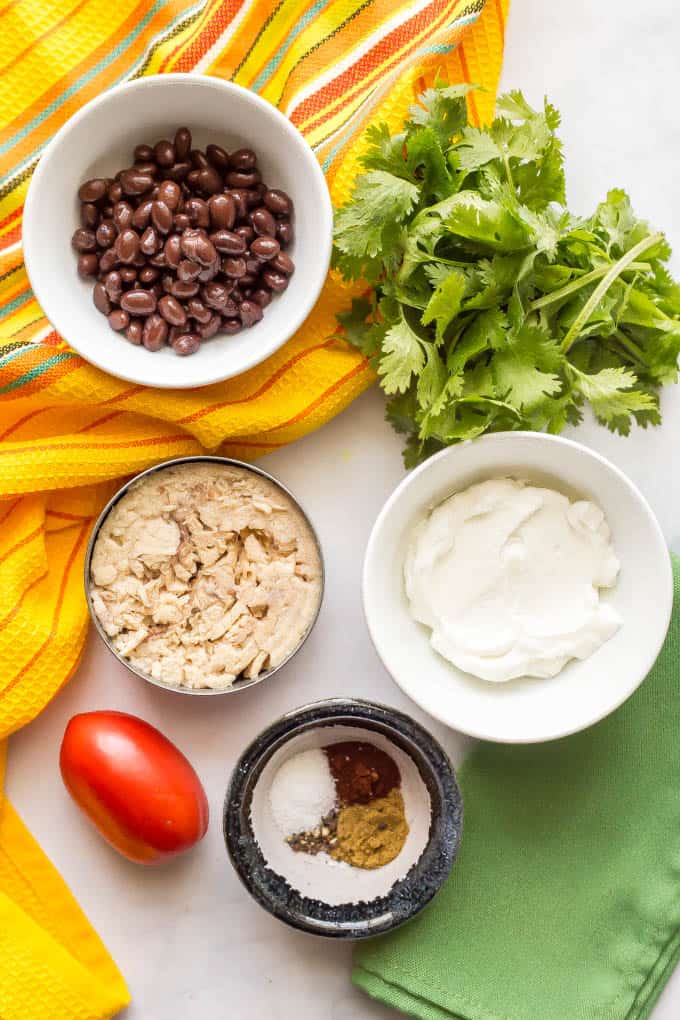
(84, 455, 324, 696)
(224, 698, 462, 938)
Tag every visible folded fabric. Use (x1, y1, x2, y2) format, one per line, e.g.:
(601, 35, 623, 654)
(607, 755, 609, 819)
(354, 553, 680, 1020)
(0, 0, 509, 1016)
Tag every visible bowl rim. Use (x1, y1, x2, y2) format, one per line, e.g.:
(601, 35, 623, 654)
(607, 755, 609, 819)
(223, 697, 463, 939)
(362, 430, 673, 744)
(23, 73, 333, 390)
(84, 454, 325, 696)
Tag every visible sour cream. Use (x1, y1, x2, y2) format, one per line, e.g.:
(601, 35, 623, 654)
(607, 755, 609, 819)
(404, 478, 621, 683)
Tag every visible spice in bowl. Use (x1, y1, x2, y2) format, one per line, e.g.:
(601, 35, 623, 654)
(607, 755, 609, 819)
(271, 742, 409, 869)
(88, 460, 322, 690)
(250, 724, 431, 904)
(72, 126, 295, 355)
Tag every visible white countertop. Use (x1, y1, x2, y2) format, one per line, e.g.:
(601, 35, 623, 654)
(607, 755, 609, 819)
(8, 1, 680, 1017)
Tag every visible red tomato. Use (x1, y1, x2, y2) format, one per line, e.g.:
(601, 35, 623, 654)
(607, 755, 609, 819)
(60, 711, 209, 864)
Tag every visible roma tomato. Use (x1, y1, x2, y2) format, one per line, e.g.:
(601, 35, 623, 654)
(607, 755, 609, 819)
(60, 711, 209, 864)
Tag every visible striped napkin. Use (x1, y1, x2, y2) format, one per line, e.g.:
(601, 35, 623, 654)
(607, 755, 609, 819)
(0, 1, 508, 1016)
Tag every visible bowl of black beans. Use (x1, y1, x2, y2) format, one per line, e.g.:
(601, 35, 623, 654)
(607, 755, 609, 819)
(23, 74, 333, 389)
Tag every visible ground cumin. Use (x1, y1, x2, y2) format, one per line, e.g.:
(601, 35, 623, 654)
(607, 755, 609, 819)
(331, 788, 409, 869)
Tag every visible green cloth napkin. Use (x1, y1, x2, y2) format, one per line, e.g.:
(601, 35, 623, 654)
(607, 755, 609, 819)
(354, 553, 680, 1020)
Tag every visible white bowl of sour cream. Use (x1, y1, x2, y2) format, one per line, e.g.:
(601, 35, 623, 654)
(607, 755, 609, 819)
(363, 432, 672, 744)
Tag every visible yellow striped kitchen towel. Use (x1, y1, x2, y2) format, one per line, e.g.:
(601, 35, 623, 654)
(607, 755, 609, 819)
(0, 1, 508, 1016)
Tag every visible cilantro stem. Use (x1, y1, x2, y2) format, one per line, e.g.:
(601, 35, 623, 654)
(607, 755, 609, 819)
(560, 234, 664, 354)
(613, 329, 648, 367)
(502, 153, 515, 190)
(528, 262, 651, 313)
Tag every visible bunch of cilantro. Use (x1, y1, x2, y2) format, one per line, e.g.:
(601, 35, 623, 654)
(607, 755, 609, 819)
(333, 84, 680, 465)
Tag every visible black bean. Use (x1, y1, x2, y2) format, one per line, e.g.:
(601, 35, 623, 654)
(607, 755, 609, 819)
(239, 300, 264, 327)
(164, 161, 191, 182)
(120, 170, 155, 196)
(174, 127, 192, 161)
(262, 268, 289, 292)
(133, 162, 158, 178)
(205, 144, 229, 171)
(264, 188, 293, 216)
(198, 167, 222, 196)
(114, 229, 140, 263)
(126, 319, 143, 345)
(164, 234, 182, 268)
(226, 170, 261, 189)
(190, 150, 209, 170)
(96, 220, 117, 248)
(157, 180, 181, 210)
(78, 178, 108, 203)
(251, 286, 272, 308)
(172, 333, 201, 356)
(108, 182, 123, 203)
(222, 256, 246, 279)
(78, 253, 99, 277)
(140, 227, 160, 255)
(221, 318, 242, 334)
(138, 265, 159, 285)
(229, 148, 256, 170)
(80, 203, 100, 229)
(154, 140, 175, 167)
(93, 282, 111, 315)
(185, 197, 210, 228)
(158, 295, 187, 326)
(177, 259, 201, 282)
(104, 271, 123, 302)
(250, 236, 280, 261)
(151, 200, 173, 234)
(170, 279, 200, 299)
(131, 200, 153, 230)
(99, 249, 118, 273)
(187, 298, 211, 324)
(181, 228, 217, 266)
(210, 229, 246, 254)
(72, 228, 97, 253)
(108, 309, 129, 331)
(143, 314, 168, 350)
(197, 260, 219, 283)
(271, 250, 295, 275)
(276, 220, 294, 247)
(227, 189, 249, 220)
(121, 289, 157, 315)
(246, 185, 265, 208)
(235, 224, 255, 245)
(134, 144, 154, 162)
(198, 314, 222, 339)
(208, 193, 236, 230)
(202, 282, 230, 310)
(250, 207, 276, 237)
(113, 201, 134, 230)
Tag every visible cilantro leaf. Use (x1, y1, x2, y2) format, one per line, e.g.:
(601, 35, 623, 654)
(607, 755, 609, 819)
(492, 325, 564, 410)
(421, 271, 466, 343)
(334, 171, 418, 279)
(378, 316, 425, 394)
(332, 82, 680, 464)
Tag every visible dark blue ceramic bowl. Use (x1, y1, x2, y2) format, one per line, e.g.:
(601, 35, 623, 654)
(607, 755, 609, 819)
(224, 698, 462, 939)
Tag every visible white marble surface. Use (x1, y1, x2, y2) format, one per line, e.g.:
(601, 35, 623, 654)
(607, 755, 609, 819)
(8, 0, 680, 1016)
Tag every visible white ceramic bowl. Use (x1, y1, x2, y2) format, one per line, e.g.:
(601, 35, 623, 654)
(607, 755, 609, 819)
(23, 74, 333, 389)
(363, 433, 672, 744)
